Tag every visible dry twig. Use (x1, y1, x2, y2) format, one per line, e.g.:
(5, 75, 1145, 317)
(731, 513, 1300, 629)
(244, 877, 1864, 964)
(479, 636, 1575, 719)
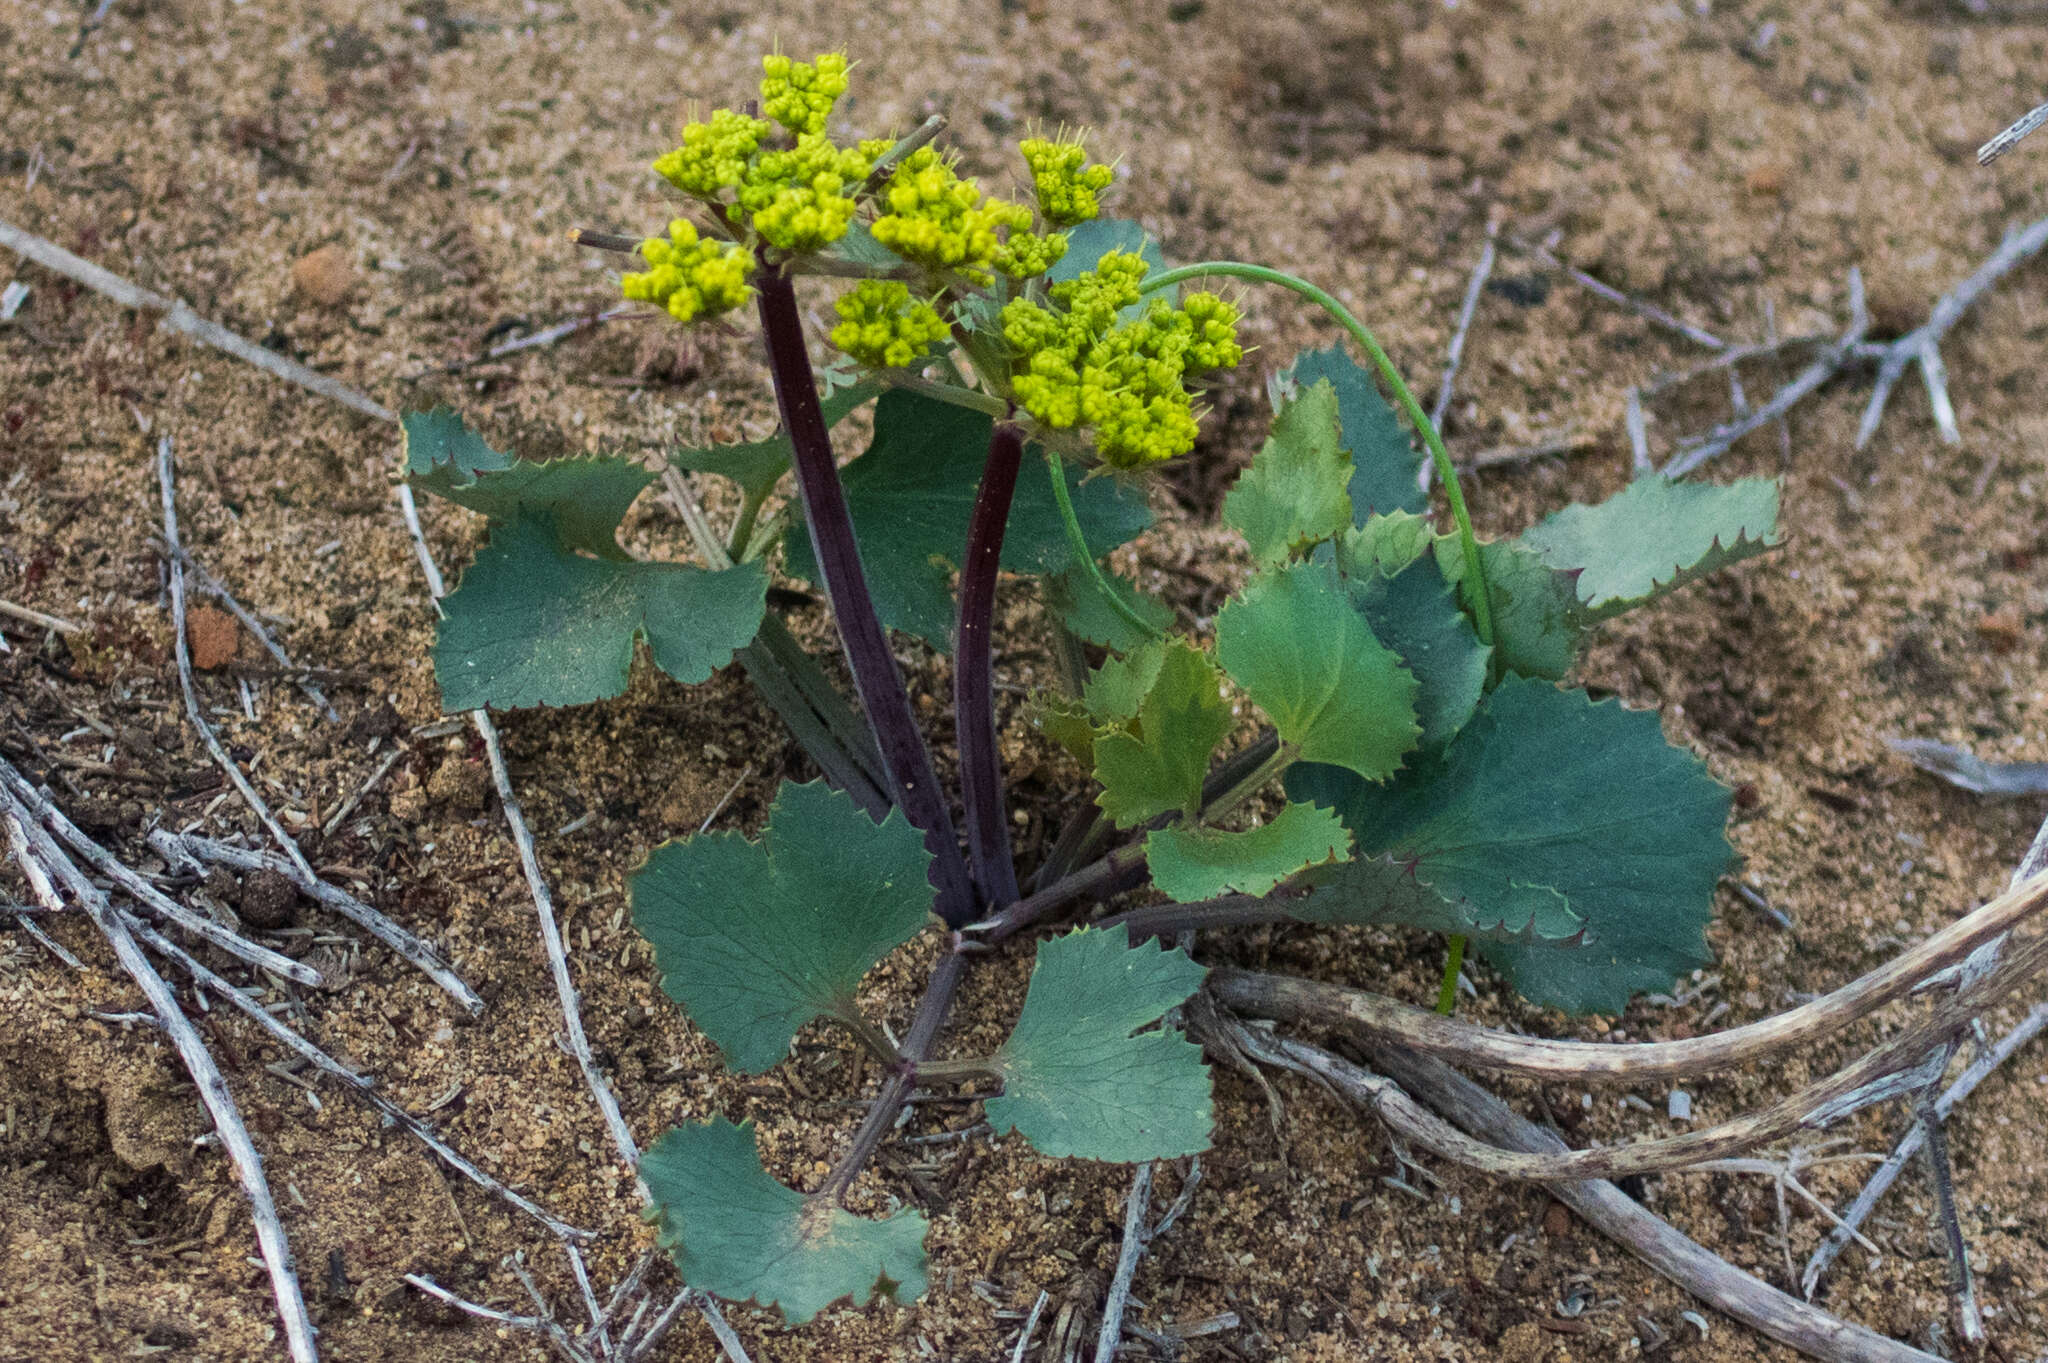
(157, 831, 482, 1015)
(3, 787, 319, 1362)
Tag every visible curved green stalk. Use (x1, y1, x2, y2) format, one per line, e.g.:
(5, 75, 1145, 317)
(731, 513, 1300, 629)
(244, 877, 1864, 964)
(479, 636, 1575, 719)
(1045, 446, 1165, 644)
(1140, 261, 1495, 650)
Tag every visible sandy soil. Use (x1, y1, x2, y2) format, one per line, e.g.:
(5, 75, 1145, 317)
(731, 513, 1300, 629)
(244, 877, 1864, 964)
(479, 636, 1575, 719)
(7, 0, 2048, 1359)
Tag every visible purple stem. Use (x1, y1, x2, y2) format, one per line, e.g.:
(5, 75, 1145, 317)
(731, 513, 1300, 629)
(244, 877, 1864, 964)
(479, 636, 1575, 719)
(954, 421, 1025, 907)
(754, 268, 975, 925)
(816, 945, 969, 1201)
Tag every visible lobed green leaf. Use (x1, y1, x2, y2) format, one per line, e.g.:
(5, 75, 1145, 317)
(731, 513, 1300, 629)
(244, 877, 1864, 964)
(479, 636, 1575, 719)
(403, 408, 653, 559)
(641, 1117, 927, 1323)
(1290, 678, 1732, 1014)
(1280, 345, 1426, 523)
(1345, 554, 1490, 750)
(1433, 536, 1586, 682)
(1518, 475, 1781, 622)
(1291, 851, 1580, 944)
(987, 926, 1211, 1162)
(1215, 560, 1420, 781)
(673, 379, 884, 506)
(1092, 640, 1233, 828)
(433, 516, 768, 712)
(1145, 801, 1352, 903)
(1223, 379, 1354, 565)
(630, 780, 934, 1073)
(1045, 564, 1173, 651)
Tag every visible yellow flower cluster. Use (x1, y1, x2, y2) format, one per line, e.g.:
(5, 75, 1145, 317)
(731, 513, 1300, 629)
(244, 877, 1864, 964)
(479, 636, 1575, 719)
(830, 280, 952, 369)
(760, 52, 850, 137)
(1018, 136, 1114, 227)
(870, 148, 1036, 278)
(641, 54, 872, 263)
(621, 220, 755, 323)
(1001, 251, 1243, 468)
(738, 135, 877, 252)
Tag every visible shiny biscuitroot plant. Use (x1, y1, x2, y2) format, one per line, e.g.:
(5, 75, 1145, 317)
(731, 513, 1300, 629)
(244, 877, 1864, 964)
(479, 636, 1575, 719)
(402, 52, 1783, 1326)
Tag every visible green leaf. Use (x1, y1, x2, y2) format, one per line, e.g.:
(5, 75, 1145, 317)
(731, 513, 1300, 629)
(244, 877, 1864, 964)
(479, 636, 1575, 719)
(1519, 475, 1781, 622)
(673, 380, 884, 506)
(642, 1117, 927, 1324)
(1046, 564, 1173, 651)
(1434, 536, 1586, 682)
(1333, 510, 1436, 580)
(1215, 560, 1420, 781)
(1281, 345, 1426, 522)
(1290, 852, 1581, 944)
(1223, 379, 1354, 565)
(1290, 677, 1732, 1014)
(1092, 641, 1233, 828)
(1082, 639, 1172, 725)
(1050, 218, 1170, 319)
(784, 390, 1151, 643)
(987, 926, 1211, 1162)
(1030, 692, 1103, 768)
(403, 408, 653, 559)
(1347, 555, 1490, 750)
(630, 780, 934, 1073)
(434, 516, 768, 711)
(1145, 802, 1351, 903)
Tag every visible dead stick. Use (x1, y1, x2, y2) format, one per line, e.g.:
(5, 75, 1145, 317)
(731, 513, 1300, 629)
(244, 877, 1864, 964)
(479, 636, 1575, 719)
(1664, 269, 1866, 477)
(127, 914, 588, 1240)
(1422, 224, 1496, 492)
(0, 218, 394, 423)
(0, 755, 319, 986)
(1093, 1162, 1154, 1363)
(1508, 235, 1725, 350)
(0, 597, 84, 635)
(158, 832, 482, 1016)
(1207, 863, 2048, 1084)
(167, 544, 339, 722)
(2, 790, 319, 1362)
(1370, 1039, 1945, 1363)
(1855, 212, 2048, 449)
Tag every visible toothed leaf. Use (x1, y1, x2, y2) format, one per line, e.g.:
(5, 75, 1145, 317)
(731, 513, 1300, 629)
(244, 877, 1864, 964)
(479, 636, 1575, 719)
(642, 1117, 927, 1324)
(1092, 641, 1233, 828)
(1434, 536, 1586, 681)
(434, 516, 767, 711)
(1216, 560, 1420, 781)
(1224, 379, 1353, 565)
(1291, 852, 1581, 944)
(1518, 475, 1781, 621)
(1289, 677, 1731, 1013)
(1280, 345, 1426, 521)
(1046, 564, 1173, 650)
(987, 927, 1211, 1162)
(673, 380, 884, 506)
(1346, 554, 1491, 749)
(1145, 802, 1352, 903)
(403, 408, 652, 558)
(630, 780, 933, 1074)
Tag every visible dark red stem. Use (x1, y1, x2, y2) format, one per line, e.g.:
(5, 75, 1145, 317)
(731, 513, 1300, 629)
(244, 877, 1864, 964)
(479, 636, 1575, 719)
(753, 268, 975, 925)
(954, 421, 1025, 907)
(816, 945, 969, 1201)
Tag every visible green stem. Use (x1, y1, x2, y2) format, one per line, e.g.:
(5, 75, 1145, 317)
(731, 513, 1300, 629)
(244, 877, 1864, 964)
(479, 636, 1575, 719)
(1435, 934, 1466, 1015)
(1140, 261, 1495, 650)
(882, 371, 1009, 418)
(727, 486, 768, 563)
(1045, 446, 1164, 643)
(1197, 742, 1296, 826)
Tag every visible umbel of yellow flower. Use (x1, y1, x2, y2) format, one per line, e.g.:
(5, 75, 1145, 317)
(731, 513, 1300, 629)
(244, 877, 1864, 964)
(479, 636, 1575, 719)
(1018, 136, 1115, 227)
(621, 220, 754, 323)
(1002, 251, 1244, 468)
(831, 280, 952, 369)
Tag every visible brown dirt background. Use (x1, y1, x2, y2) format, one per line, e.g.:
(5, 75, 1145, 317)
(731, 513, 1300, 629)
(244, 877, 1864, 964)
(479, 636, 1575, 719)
(7, 0, 2048, 1359)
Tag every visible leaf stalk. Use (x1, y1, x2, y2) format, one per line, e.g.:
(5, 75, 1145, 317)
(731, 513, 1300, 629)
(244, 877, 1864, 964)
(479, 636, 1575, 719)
(956, 420, 1026, 906)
